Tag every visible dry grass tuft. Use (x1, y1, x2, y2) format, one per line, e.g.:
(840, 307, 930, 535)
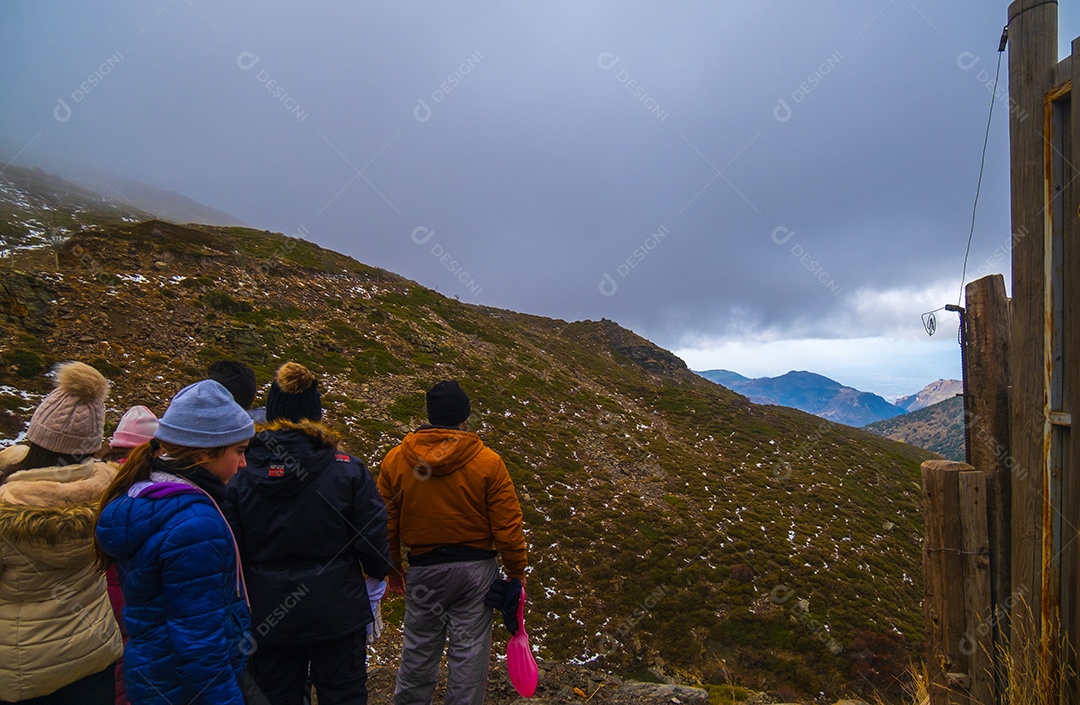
(899, 598, 1075, 705)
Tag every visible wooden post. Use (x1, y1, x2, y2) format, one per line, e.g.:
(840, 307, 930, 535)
(960, 471, 994, 705)
(1065, 34, 1080, 705)
(924, 460, 977, 705)
(1006, 0, 1057, 659)
(964, 274, 1012, 660)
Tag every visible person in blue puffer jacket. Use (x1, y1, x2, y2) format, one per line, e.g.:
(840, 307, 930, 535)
(94, 379, 256, 705)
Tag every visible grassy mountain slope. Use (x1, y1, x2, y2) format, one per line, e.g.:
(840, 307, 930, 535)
(59, 167, 248, 227)
(0, 217, 933, 698)
(864, 395, 965, 462)
(0, 165, 151, 247)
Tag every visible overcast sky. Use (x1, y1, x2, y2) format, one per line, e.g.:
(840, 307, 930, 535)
(3, 2, 1078, 397)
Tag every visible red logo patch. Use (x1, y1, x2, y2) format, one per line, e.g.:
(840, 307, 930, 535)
(335, 454, 350, 463)
(268, 465, 285, 477)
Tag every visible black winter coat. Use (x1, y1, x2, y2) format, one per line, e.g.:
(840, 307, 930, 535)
(224, 419, 391, 645)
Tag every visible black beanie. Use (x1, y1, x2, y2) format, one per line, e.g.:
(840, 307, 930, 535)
(266, 362, 322, 423)
(426, 380, 471, 427)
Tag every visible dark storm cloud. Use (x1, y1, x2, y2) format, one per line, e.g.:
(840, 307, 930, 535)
(2, 1, 1077, 353)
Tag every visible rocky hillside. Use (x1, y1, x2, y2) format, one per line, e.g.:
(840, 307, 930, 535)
(0, 165, 149, 250)
(864, 396, 965, 462)
(894, 380, 962, 413)
(53, 164, 248, 227)
(0, 181, 934, 700)
(697, 370, 905, 427)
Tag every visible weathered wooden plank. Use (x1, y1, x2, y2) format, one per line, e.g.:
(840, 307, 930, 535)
(1063, 34, 1080, 705)
(965, 274, 1013, 658)
(924, 460, 974, 705)
(1007, 0, 1056, 652)
(960, 470, 994, 705)
(1057, 54, 1074, 89)
(924, 462, 947, 705)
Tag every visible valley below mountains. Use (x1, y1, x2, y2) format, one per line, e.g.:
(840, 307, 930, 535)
(697, 370, 965, 462)
(865, 396, 965, 462)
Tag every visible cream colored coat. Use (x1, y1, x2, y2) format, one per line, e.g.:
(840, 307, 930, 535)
(0, 445, 123, 701)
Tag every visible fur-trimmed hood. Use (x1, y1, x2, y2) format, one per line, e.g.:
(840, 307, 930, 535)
(238, 419, 356, 498)
(0, 456, 115, 545)
(254, 418, 340, 448)
(0, 503, 98, 546)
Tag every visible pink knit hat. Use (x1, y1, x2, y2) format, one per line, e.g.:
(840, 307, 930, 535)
(110, 405, 159, 448)
(26, 362, 109, 456)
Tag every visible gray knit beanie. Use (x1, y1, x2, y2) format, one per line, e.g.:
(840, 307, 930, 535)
(155, 379, 255, 448)
(26, 362, 110, 456)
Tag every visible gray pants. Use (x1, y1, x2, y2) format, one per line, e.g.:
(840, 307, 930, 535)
(394, 559, 499, 705)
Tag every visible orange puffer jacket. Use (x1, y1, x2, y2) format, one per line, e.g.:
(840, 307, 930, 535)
(378, 428, 527, 580)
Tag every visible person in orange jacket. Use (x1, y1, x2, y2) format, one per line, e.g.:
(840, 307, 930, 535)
(378, 380, 527, 705)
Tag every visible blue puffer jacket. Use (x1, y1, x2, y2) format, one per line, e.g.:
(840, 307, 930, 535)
(96, 468, 250, 705)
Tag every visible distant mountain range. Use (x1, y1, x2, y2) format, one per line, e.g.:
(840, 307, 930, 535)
(894, 378, 963, 412)
(696, 369, 906, 427)
(697, 369, 967, 458)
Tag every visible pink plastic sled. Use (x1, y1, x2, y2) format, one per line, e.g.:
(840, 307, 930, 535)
(507, 588, 538, 698)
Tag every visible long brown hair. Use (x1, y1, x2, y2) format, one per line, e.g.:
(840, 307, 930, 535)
(93, 440, 226, 569)
(96, 445, 133, 464)
(4, 442, 94, 478)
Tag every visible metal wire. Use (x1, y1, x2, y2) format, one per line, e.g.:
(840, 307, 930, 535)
(957, 28, 1007, 305)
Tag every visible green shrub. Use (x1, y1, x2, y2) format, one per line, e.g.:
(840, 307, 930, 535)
(179, 276, 215, 289)
(387, 395, 423, 424)
(706, 684, 752, 705)
(663, 494, 688, 509)
(91, 358, 123, 378)
(201, 291, 252, 315)
(3, 350, 43, 378)
(196, 346, 230, 362)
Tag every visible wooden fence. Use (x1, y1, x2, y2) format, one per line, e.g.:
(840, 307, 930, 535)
(923, 1, 1079, 702)
(923, 275, 1012, 705)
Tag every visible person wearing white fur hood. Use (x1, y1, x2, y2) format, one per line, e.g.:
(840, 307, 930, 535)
(0, 362, 123, 705)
